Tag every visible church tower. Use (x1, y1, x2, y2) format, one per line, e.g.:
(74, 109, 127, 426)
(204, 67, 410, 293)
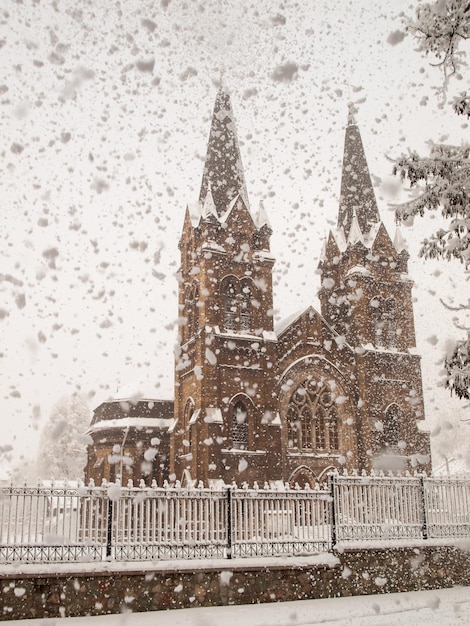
(318, 104, 430, 471)
(172, 88, 281, 486)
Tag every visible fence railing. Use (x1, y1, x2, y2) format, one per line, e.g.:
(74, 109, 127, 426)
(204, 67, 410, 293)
(1, 473, 469, 564)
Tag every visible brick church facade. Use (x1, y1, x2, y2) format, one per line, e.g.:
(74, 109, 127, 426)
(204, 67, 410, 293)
(85, 89, 431, 487)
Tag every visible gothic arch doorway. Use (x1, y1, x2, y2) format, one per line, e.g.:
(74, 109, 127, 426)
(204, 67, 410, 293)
(288, 466, 317, 489)
(317, 466, 337, 485)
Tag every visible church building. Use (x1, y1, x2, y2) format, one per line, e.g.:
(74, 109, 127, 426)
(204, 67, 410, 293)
(85, 89, 431, 488)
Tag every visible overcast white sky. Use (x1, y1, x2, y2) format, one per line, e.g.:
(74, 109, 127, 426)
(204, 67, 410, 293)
(1, 0, 469, 478)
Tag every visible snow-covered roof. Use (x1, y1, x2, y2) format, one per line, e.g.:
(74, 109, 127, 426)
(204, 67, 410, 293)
(253, 250, 275, 262)
(201, 241, 226, 253)
(87, 417, 172, 433)
(346, 265, 372, 277)
(211, 325, 277, 343)
(275, 307, 308, 336)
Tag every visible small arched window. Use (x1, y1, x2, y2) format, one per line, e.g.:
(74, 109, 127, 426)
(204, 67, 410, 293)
(240, 281, 252, 332)
(183, 283, 200, 341)
(192, 283, 200, 335)
(384, 297, 397, 348)
(184, 399, 194, 430)
(184, 285, 193, 341)
(370, 296, 384, 348)
(370, 296, 397, 349)
(183, 399, 195, 452)
(232, 401, 248, 450)
(223, 280, 238, 331)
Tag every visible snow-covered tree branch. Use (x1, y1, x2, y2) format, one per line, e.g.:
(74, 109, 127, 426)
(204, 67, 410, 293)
(396, 0, 470, 400)
(393, 143, 470, 264)
(406, 0, 470, 80)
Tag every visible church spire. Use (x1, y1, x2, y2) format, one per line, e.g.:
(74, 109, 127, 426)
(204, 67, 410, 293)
(199, 88, 249, 217)
(337, 103, 380, 238)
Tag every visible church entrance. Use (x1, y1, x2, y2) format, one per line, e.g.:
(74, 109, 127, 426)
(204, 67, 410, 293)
(288, 466, 317, 489)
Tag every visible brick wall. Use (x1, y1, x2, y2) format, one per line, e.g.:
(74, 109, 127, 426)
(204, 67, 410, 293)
(2, 546, 469, 620)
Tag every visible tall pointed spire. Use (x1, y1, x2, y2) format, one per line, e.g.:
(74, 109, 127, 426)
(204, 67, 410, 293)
(199, 88, 248, 217)
(337, 103, 380, 238)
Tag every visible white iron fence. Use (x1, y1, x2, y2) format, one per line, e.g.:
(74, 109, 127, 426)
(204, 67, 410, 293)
(332, 475, 425, 542)
(1, 473, 469, 564)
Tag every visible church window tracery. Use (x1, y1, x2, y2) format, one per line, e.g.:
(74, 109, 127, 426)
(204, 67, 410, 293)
(221, 277, 255, 333)
(370, 296, 397, 349)
(240, 281, 252, 332)
(223, 279, 238, 331)
(231, 401, 248, 450)
(286, 378, 339, 452)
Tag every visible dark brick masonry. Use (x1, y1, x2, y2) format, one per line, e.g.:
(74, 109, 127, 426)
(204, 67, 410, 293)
(1, 545, 469, 620)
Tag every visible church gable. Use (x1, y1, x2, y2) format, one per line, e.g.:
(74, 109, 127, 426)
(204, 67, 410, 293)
(369, 222, 401, 271)
(324, 230, 342, 260)
(276, 306, 356, 378)
(217, 196, 259, 265)
(276, 354, 359, 478)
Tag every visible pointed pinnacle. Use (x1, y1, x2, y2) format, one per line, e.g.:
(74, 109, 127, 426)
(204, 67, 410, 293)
(199, 89, 249, 217)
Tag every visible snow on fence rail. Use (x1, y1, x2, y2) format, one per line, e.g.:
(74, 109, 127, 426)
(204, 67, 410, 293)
(1, 473, 470, 564)
(332, 474, 425, 542)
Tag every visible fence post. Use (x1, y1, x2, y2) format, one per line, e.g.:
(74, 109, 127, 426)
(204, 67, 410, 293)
(226, 487, 232, 559)
(420, 475, 428, 540)
(106, 498, 113, 558)
(328, 473, 337, 548)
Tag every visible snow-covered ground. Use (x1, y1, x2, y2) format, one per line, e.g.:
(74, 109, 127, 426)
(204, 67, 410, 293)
(7, 587, 470, 625)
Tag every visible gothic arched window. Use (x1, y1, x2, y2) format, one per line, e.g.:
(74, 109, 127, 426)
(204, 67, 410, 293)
(223, 279, 238, 331)
(370, 296, 397, 349)
(184, 284, 193, 342)
(183, 399, 195, 453)
(384, 297, 397, 348)
(221, 277, 256, 334)
(183, 282, 200, 342)
(240, 280, 252, 332)
(286, 378, 339, 452)
(370, 296, 385, 348)
(192, 283, 200, 335)
(232, 401, 248, 450)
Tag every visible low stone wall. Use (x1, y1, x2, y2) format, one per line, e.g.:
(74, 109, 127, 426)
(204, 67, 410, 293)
(2, 544, 470, 620)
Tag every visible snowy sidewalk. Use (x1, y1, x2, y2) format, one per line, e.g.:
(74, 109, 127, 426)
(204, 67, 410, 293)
(6, 586, 470, 625)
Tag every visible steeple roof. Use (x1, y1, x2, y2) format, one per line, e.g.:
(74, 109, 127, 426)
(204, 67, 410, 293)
(337, 103, 380, 238)
(199, 88, 248, 217)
